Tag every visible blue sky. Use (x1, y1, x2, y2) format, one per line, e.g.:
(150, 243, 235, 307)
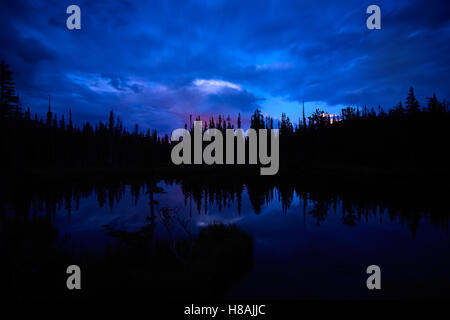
(1, 0, 449, 132)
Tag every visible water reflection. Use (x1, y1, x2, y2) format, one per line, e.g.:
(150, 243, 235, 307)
(5, 178, 447, 237)
(1, 178, 449, 299)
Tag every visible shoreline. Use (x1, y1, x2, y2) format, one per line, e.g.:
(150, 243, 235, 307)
(2, 164, 449, 189)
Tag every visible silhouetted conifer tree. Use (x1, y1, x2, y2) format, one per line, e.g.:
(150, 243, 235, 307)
(0, 60, 18, 119)
(427, 93, 442, 113)
(108, 110, 115, 131)
(405, 87, 420, 114)
(46, 96, 53, 126)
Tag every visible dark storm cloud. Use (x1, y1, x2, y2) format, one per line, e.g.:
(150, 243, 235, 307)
(0, 0, 449, 132)
(16, 37, 55, 64)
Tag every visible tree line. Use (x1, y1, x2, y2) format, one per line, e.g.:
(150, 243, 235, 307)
(1, 59, 449, 172)
(1, 60, 171, 169)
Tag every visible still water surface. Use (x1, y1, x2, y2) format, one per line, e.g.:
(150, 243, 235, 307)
(26, 179, 450, 299)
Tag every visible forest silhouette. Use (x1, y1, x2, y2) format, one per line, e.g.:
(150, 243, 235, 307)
(1, 60, 449, 179)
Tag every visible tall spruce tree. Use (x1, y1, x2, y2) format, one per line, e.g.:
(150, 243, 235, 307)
(0, 60, 19, 119)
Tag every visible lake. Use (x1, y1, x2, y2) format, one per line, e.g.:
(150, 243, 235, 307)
(2, 177, 449, 299)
